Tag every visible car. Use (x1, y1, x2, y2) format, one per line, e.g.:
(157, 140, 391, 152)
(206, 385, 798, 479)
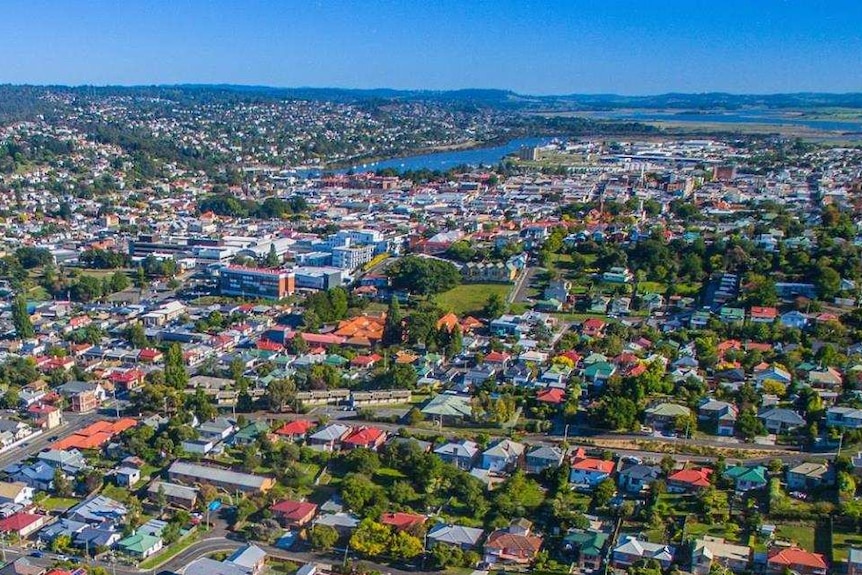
(30, 551, 43, 558)
(48, 435, 59, 441)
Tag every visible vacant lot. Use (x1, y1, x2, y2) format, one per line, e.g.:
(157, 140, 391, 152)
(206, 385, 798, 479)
(434, 283, 511, 315)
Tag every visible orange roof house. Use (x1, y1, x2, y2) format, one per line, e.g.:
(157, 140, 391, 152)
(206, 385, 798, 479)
(536, 388, 566, 405)
(333, 315, 385, 345)
(274, 420, 315, 440)
(436, 312, 460, 332)
(53, 418, 136, 450)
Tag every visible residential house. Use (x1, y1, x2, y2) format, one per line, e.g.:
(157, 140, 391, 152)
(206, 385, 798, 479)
(750, 306, 778, 323)
(569, 448, 615, 489)
(722, 466, 768, 492)
(198, 417, 236, 442)
(270, 500, 318, 528)
(809, 367, 843, 389)
(484, 519, 543, 566)
(67, 495, 127, 524)
(644, 403, 691, 432)
(341, 427, 387, 451)
(0, 512, 48, 538)
(380, 512, 425, 533)
(117, 533, 163, 558)
(0, 482, 34, 506)
(147, 481, 198, 510)
(780, 311, 809, 329)
(618, 464, 662, 494)
(668, 467, 712, 493)
(847, 548, 862, 575)
(691, 536, 751, 574)
(564, 530, 608, 571)
(307, 423, 351, 452)
(273, 420, 315, 441)
(787, 462, 834, 490)
(758, 408, 806, 434)
(766, 547, 827, 575)
(226, 544, 267, 575)
(827, 407, 862, 429)
(167, 461, 275, 494)
(427, 523, 484, 550)
(698, 399, 738, 436)
(481, 439, 525, 473)
(612, 535, 676, 570)
(435, 440, 480, 471)
(525, 446, 563, 475)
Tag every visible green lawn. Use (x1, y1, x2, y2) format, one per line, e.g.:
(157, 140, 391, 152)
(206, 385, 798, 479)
(101, 483, 132, 503)
(685, 520, 743, 544)
(833, 530, 862, 562)
(138, 530, 202, 569)
(639, 281, 665, 294)
(41, 497, 79, 511)
(434, 283, 511, 315)
(775, 523, 816, 551)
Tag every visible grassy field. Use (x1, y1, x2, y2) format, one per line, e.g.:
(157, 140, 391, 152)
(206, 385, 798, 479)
(434, 283, 511, 315)
(138, 530, 202, 569)
(41, 496, 80, 511)
(775, 523, 816, 551)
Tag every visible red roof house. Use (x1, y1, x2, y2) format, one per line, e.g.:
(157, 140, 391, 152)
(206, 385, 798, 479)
(668, 467, 713, 492)
(341, 426, 387, 450)
(0, 512, 48, 537)
(536, 388, 566, 405)
(380, 512, 426, 532)
(767, 547, 827, 575)
(274, 419, 315, 441)
(270, 500, 318, 528)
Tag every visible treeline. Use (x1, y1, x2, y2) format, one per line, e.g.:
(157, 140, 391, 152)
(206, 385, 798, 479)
(197, 193, 308, 219)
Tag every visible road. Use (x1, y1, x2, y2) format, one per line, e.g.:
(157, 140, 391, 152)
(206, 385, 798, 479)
(508, 266, 538, 305)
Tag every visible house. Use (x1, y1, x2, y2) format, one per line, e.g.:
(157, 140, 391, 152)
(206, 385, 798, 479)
(612, 535, 676, 570)
(481, 439, 525, 473)
(484, 519, 543, 565)
(618, 464, 662, 494)
(564, 530, 609, 571)
(698, 399, 738, 436)
(535, 387, 566, 405)
(722, 465, 768, 492)
(435, 440, 480, 471)
(766, 547, 827, 575)
(313, 512, 360, 535)
(581, 318, 606, 338)
(809, 367, 843, 389)
(147, 481, 198, 510)
(780, 310, 809, 329)
(198, 417, 236, 442)
(544, 279, 571, 302)
(307, 423, 351, 451)
(525, 445, 563, 474)
(827, 407, 862, 429)
(232, 421, 270, 446)
(0, 557, 46, 575)
(181, 558, 252, 575)
(226, 544, 267, 575)
(691, 536, 751, 574)
(4, 461, 55, 491)
(0, 512, 48, 538)
(56, 381, 105, 412)
(569, 448, 615, 488)
(341, 426, 387, 451)
(787, 462, 834, 490)
(115, 467, 141, 487)
(644, 403, 691, 432)
(270, 500, 318, 528)
(754, 365, 792, 387)
(273, 419, 315, 441)
(75, 523, 123, 551)
(583, 361, 616, 386)
(750, 306, 778, 323)
(427, 523, 484, 550)
(0, 482, 34, 505)
(667, 467, 712, 493)
(26, 404, 62, 430)
(758, 408, 806, 434)
(168, 461, 275, 494)
(380, 512, 425, 533)
(117, 533, 163, 558)
(67, 495, 127, 524)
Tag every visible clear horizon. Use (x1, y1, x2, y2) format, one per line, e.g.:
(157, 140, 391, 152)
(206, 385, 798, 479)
(1, 0, 860, 95)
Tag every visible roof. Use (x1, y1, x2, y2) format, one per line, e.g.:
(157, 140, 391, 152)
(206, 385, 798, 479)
(274, 419, 315, 436)
(564, 530, 608, 555)
(614, 535, 675, 562)
(768, 547, 827, 569)
(169, 461, 273, 490)
(570, 449, 614, 473)
(536, 387, 566, 404)
(485, 530, 543, 553)
(227, 544, 267, 569)
(668, 467, 713, 488)
(342, 426, 385, 446)
(118, 533, 161, 553)
(271, 500, 318, 520)
(421, 394, 472, 418)
(428, 523, 484, 546)
(0, 512, 44, 533)
(646, 403, 691, 418)
(380, 511, 426, 531)
(758, 408, 806, 425)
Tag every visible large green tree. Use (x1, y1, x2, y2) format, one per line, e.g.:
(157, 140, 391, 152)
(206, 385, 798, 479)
(11, 294, 33, 339)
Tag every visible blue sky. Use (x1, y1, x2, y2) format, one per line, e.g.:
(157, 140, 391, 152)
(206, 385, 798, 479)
(1, 0, 860, 94)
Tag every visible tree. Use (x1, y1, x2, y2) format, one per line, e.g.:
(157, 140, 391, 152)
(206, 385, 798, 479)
(264, 244, 280, 267)
(350, 519, 392, 558)
(382, 296, 404, 346)
(11, 294, 33, 339)
(737, 407, 765, 440)
(126, 323, 148, 348)
(109, 270, 130, 292)
(53, 468, 72, 497)
(309, 524, 339, 550)
(814, 265, 841, 300)
(387, 255, 461, 295)
(265, 378, 297, 412)
(164, 343, 188, 389)
(481, 292, 506, 319)
(389, 529, 424, 560)
(593, 477, 616, 508)
(70, 275, 103, 302)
